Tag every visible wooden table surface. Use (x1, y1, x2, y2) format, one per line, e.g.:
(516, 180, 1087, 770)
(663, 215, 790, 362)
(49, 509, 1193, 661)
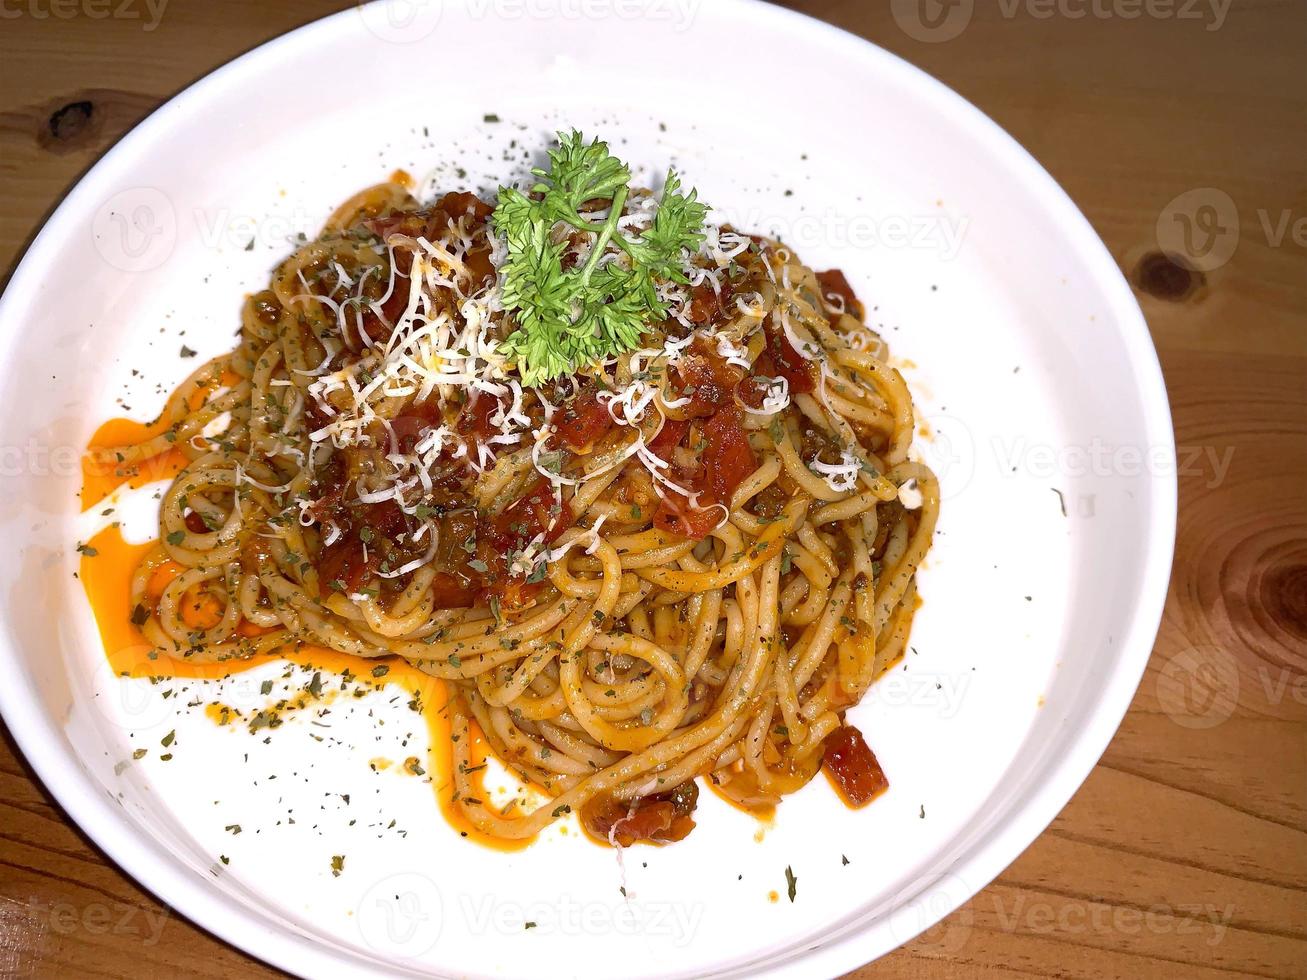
(1, 1, 1303, 977)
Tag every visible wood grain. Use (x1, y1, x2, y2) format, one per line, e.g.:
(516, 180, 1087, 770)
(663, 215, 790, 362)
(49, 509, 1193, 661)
(1, 1, 1303, 977)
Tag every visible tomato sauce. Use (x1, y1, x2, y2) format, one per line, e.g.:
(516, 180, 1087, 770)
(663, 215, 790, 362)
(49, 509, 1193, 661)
(78, 523, 531, 852)
(82, 417, 187, 512)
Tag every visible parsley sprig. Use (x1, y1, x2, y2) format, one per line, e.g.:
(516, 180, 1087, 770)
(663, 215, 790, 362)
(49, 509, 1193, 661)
(493, 131, 708, 386)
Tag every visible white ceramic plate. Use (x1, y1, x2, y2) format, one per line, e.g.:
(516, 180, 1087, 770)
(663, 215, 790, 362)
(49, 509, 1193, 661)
(0, 2, 1175, 977)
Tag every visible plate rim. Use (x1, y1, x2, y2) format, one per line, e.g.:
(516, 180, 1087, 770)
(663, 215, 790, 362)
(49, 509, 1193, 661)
(0, 1, 1177, 977)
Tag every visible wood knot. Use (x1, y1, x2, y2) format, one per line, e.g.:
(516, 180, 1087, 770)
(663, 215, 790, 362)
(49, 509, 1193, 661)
(1133, 250, 1204, 302)
(1262, 563, 1307, 643)
(48, 100, 96, 144)
(19, 90, 159, 156)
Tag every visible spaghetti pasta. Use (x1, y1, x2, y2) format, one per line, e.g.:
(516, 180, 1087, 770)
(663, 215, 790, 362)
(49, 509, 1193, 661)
(90, 141, 938, 846)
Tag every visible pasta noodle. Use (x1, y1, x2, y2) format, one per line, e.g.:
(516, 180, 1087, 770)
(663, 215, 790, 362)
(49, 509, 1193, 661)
(91, 160, 938, 846)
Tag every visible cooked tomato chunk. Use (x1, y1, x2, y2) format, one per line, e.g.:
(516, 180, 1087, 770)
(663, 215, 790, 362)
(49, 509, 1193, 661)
(488, 478, 571, 551)
(762, 315, 816, 394)
(552, 384, 614, 453)
(701, 404, 755, 506)
(580, 781, 699, 846)
(648, 417, 689, 461)
(822, 724, 889, 808)
(456, 391, 503, 446)
(684, 278, 736, 326)
(649, 402, 755, 541)
(816, 268, 864, 319)
(653, 499, 723, 539)
(317, 498, 408, 594)
(673, 339, 745, 418)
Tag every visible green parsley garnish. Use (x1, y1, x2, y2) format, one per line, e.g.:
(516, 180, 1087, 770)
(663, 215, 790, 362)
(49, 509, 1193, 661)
(493, 131, 708, 385)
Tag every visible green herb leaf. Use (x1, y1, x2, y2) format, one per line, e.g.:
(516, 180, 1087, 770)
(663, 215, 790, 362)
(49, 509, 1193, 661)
(493, 131, 708, 385)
